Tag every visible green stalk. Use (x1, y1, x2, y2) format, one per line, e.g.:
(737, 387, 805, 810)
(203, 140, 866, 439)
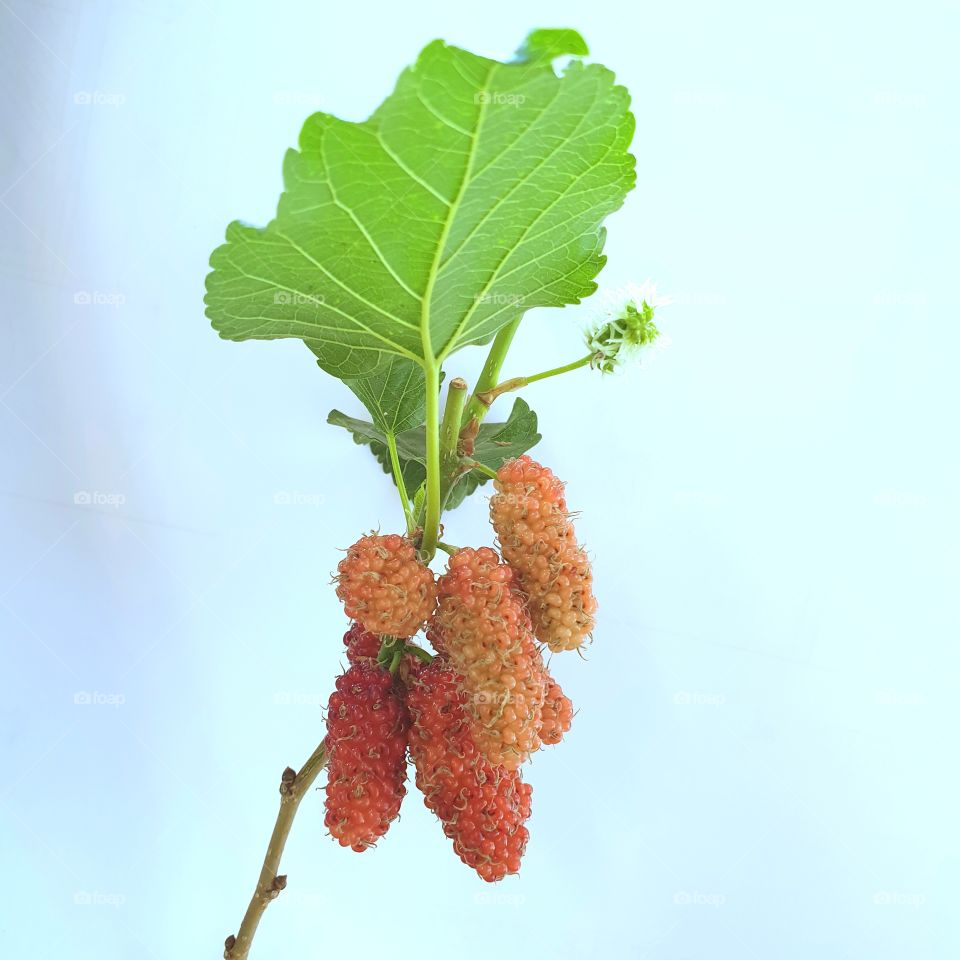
(439, 378, 468, 465)
(436, 377, 469, 523)
(477, 353, 593, 405)
(461, 317, 520, 428)
(385, 431, 414, 536)
(465, 460, 498, 481)
(420, 362, 442, 561)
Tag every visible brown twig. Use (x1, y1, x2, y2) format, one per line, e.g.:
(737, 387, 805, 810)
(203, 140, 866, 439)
(224, 741, 328, 959)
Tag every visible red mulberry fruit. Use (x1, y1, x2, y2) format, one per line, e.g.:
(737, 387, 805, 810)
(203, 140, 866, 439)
(335, 533, 436, 638)
(406, 657, 532, 881)
(434, 547, 545, 770)
(491, 456, 598, 652)
(323, 663, 408, 851)
(342, 622, 382, 664)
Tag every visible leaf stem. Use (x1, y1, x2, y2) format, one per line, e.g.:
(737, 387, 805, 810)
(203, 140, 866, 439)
(466, 461, 499, 481)
(419, 363, 442, 561)
(462, 318, 521, 428)
(385, 431, 414, 536)
(477, 353, 593, 406)
(224, 742, 328, 960)
(406, 642, 435, 663)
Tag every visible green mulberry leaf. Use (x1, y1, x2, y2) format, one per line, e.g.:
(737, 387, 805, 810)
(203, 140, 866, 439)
(205, 29, 635, 378)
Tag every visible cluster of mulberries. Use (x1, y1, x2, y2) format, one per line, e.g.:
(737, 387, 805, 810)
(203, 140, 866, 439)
(490, 455, 597, 652)
(323, 663, 408, 851)
(322, 460, 590, 878)
(335, 533, 437, 637)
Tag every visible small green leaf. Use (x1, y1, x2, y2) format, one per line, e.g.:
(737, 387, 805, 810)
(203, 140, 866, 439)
(327, 398, 540, 510)
(412, 481, 427, 519)
(340, 354, 427, 434)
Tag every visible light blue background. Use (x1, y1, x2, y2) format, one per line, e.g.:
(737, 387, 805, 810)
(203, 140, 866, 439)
(2, 1, 957, 957)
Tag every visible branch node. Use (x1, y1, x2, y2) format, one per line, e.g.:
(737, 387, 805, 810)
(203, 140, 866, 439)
(458, 416, 479, 457)
(224, 934, 237, 958)
(279, 766, 297, 795)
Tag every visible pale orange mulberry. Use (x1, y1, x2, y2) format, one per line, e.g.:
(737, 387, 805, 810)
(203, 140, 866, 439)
(490, 456, 597, 652)
(539, 674, 574, 745)
(335, 533, 436, 638)
(434, 547, 545, 770)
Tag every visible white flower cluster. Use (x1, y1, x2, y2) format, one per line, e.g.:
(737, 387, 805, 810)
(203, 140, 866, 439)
(585, 279, 672, 373)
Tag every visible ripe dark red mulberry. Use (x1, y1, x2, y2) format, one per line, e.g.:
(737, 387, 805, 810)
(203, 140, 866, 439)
(406, 657, 532, 881)
(342, 622, 382, 664)
(435, 547, 545, 770)
(491, 456, 598, 652)
(335, 533, 436, 638)
(323, 663, 408, 851)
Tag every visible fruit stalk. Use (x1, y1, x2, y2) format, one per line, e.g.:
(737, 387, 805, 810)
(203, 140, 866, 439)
(386, 431, 415, 535)
(419, 362, 442, 560)
(461, 317, 520, 429)
(476, 353, 594, 406)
